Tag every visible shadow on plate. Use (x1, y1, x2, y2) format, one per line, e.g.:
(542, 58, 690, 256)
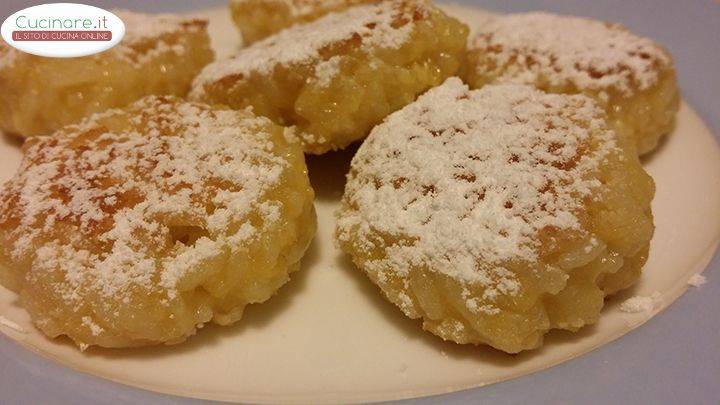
(305, 143, 359, 202)
(2, 132, 24, 149)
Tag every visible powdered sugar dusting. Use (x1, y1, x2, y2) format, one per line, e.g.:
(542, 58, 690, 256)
(82, 316, 105, 336)
(232, 0, 373, 18)
(114, 10, 201, 45)
(191, 0, 427, 96)
(314, 56, 342, 87)
(0, 96, 288, 309)
(469, 12, 671, 96)
(337, 78, 616, 293)
(620, 292, 661, 313)
(688, 274, 707, 287)
(113, 10, 207, 66)
(285, 0, 371, 18)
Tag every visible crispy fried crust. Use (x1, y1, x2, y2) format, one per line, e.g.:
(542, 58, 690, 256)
(230, 0, 377, 44)
(337, 79, 654, 353)
(193, 0, 468, 154)
(0, 96, 316, 348)
(464, 12, 679, 155)
(0, 11, 214, 137)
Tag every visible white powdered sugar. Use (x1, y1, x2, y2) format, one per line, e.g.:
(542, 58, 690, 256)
(338, 77, 616, 294)
(285, 0, 369, 18)
(469, 12, 671, 95)
(191, 0, 425, 95)
(232, 0, 372, 18)
(314, 56, 342, 87)
(0, 96, 288, 309)
(82, 316, 105, 336)
(113, 10, 200, 44)
(113, 10, 207, 66)
(688, 274, 707, 287)
(620, 292, 661, 313)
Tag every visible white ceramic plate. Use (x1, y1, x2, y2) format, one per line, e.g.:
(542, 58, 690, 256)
(0, 4, 719, 404)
